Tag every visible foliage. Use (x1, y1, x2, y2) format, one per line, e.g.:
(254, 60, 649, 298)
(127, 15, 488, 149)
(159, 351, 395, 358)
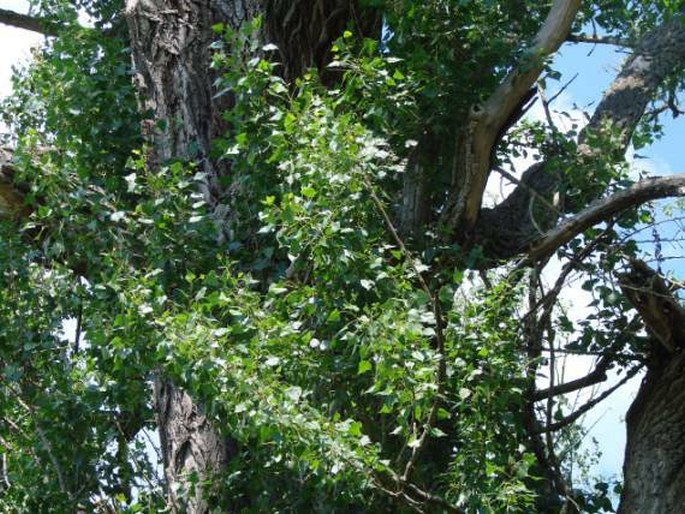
(1, 1, 684, 513)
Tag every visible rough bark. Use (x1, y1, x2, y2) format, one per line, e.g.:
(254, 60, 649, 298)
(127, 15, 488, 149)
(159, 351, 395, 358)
(154, 378, 232, 512)
(123, 1, 375, 511)
(618, 351, 685, 513)
(123, 2, 259, 508)
(4, 1, 685, 511)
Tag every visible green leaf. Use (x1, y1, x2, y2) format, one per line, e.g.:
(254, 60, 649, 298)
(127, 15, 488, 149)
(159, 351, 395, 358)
(358, 360, 373, 374)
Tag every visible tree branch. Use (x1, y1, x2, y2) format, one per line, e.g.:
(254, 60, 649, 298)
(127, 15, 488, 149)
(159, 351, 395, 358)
(567, 33, 633, 47)
(534, 365, 643, 434)
(473, 14, 685, 263)
(526, 174, 685, 262)
(532, 356, 612, 402)
(443, 0, 581, 231)
(579, 15, 685, 154)
(0, 7, 60, 37)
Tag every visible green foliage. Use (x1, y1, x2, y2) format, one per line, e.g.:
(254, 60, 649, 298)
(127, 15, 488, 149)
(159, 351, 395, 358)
(1, 1, 682, 513)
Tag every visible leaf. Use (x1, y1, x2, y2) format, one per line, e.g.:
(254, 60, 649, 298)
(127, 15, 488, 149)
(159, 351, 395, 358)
(264, 356, 281, 367)
(284, 386, 302, 402)
(360, 279, 374, 290)
(358, 360, 373, 374)
(301, 186, 317, 198)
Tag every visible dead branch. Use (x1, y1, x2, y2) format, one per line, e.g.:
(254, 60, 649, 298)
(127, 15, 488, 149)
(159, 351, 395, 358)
(532, 357, 611, 401)
(567, 33, 633, 47)
(534, 364, 643, 434)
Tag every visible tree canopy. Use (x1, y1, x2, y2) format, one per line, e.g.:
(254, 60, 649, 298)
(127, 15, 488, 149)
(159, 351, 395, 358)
(1, 1, 685, 513)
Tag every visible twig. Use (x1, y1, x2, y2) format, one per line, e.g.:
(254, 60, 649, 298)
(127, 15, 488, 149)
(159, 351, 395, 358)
(493, 165, 562, 216)
(535, 364, 643, 434)
(74, 300, 83, 354)
(6, 385, 70, 498)
(364, 177, 447, 484)
(376, 470, 465, 514)
(547, 72, 578, 106)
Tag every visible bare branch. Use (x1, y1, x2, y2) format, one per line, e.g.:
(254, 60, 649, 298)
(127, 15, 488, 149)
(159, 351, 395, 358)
(567, 33, 633, 47)
(443, 0, 581, 230)
(527, 174, 685, 262)
(535, 365, 643, 434)
(0, 7, 60, 37)
(532, 357, 611, 401)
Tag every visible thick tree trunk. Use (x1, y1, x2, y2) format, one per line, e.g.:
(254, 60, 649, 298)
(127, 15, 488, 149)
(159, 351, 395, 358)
(618, 351, 685, 513)
(124, 2, 258, 509)
(123, 1, 376, 510)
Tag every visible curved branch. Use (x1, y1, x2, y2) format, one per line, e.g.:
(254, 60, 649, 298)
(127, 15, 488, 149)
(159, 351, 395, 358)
(443, 0, 581, 230)
(0, 7, 60, 37)
(474, 15, 685, 262)
(527, 174, 685, 262)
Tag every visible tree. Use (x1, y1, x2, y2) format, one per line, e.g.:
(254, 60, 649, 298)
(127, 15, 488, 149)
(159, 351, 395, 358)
(1, 0, 685, 512)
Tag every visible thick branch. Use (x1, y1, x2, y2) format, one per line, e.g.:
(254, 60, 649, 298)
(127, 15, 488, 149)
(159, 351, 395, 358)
(0, 8, 60, 37)
(580, 15, 685, 153)
(472, 14, 685, 262)
(532, 357, 611, 402)
(443, 0, 581, 231)
(527, 174, 685, 262)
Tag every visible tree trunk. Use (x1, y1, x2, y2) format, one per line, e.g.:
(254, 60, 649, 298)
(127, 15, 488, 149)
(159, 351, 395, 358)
(123, 1, 376, 510)
(124, 2, 256, 509)
(618, 352, 685, 513)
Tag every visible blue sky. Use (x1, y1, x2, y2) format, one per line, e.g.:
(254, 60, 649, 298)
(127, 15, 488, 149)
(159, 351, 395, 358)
(543, 40, 685, 486)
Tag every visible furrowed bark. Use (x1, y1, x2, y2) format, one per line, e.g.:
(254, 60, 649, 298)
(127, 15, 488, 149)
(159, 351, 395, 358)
(123, 1, 375, 510)
(618, 352, 685, 513)
(124, 2, 252, 507)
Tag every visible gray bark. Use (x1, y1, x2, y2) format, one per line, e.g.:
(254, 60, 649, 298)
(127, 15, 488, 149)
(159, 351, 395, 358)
(123, 1, 374, 510)
(124, 2, 258, 509)
(618, 351, 685, 513)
